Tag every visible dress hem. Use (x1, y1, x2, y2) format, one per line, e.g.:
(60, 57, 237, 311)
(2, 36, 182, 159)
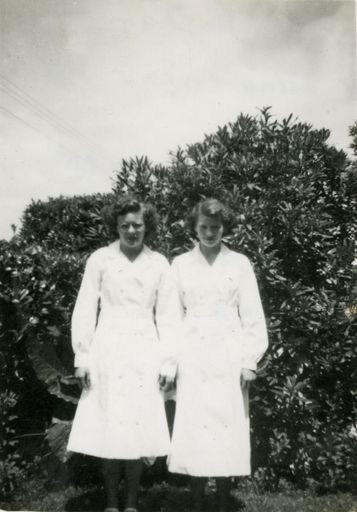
(167, 468, 251, 477)
(67, 448, 169, 459)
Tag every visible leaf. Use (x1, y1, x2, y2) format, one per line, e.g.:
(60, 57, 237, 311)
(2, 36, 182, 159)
(46, 325, 61, 337)
(45, 419, 73, 463)
(27, 340, 79, 404)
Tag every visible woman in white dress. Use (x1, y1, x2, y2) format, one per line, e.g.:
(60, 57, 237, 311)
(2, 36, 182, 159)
(168, 198, 268, 512)
(67, 195, 177, 512)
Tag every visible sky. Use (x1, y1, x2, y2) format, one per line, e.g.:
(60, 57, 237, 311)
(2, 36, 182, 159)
(0, 0, 356, 240)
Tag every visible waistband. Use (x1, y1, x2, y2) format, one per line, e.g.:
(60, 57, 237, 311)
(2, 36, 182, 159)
(185, 304, 238, 319)
(100, 306, 154, 321)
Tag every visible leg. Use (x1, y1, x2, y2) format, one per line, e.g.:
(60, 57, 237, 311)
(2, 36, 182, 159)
(102, 459, 122, 510)
(216, 477, 231, 512)
(124, 458, 143, 510)
(190, 476, 206, 512)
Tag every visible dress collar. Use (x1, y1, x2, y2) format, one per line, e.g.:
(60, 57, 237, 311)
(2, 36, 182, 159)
(108, 240, 150, 263)
(191, 242, 229, 265)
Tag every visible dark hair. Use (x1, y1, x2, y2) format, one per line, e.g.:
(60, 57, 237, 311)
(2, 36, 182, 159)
(187, 198, 235, 235)
(102, 194, 158, 240)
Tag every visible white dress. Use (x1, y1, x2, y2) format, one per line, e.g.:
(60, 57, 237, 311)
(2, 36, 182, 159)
(168, 244, 268, 476)
(67, 241, 178, 459)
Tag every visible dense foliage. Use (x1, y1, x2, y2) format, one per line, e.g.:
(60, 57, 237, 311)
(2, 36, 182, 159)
(19, 193, 114, 253)
(1, 109, 356, 495)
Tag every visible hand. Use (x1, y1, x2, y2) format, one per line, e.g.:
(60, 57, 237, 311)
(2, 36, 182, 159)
(75, 366, 91, 390)
(240, 368, 256, 390)
(159, 374, 175, 392)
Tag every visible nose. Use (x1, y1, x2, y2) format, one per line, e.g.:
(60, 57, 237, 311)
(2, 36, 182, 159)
(127, 224, 135, 234)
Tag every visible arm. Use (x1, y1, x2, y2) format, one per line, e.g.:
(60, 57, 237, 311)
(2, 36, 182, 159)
(71, 251, 102, 388)
(155, 258, 184, 386)
(238, 256, 268, 377)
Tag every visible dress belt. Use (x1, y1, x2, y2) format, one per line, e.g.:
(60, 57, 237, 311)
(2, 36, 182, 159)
(186, 306, 237, 319)
(100, 307, 154, 322)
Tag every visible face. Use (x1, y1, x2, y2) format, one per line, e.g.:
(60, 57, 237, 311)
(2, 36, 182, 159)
(195, 214, 223, 249)
(117, 210, 145, 252)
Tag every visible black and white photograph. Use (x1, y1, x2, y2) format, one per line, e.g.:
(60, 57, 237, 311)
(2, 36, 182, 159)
(0, 1, 356, 511)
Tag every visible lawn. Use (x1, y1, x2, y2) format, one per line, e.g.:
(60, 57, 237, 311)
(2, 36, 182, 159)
(1, 479, 356, 512)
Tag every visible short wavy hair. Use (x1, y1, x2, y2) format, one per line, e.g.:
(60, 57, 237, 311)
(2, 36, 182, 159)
(187, 197, 235, 236)
(102, 195, 158, 240)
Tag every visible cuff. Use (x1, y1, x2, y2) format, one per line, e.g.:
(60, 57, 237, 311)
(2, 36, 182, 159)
(240, 357, 257, 371)
(159, 360, 177, 379)
(74, 352, 90, 368)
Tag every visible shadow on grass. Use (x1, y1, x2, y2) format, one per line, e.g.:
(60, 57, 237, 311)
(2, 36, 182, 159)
(64, 488, 105, 512)
(64, 484, 191, 512)
(64, 483, 245, 512)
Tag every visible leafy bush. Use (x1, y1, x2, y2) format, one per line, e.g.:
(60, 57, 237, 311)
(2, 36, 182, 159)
(0, 391, 25, 498)
(0, 109, 356, 492)
(0, 238, 82, 494)
(20, 193, 114, 253)
(111, 110, 357, 489)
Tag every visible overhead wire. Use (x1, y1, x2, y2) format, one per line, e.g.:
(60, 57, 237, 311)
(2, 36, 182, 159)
(0, 82, 88, 147)
(0, 105, 85, 160)
(0, 74, 108, 166)
(0, 73, 97, 149)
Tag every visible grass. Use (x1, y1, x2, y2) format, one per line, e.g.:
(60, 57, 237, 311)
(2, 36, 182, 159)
(0, 478, 356, 512)
(237, 491, 357, 512)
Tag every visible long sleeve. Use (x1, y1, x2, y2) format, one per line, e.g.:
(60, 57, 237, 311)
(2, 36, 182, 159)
(238, 256, 268, 371)
(71, 251, 102, 368)
(155, 259, 183, 378)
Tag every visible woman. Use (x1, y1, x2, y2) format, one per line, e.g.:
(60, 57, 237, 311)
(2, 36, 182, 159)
(67, 195, 177, 512)
(168, 198, 268, 512)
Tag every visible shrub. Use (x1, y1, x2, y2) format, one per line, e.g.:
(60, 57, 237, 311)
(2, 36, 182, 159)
(112, 109, 357, 488)
(0, 237, 82, 492)
(1, 109, 356, 491)
(0, 391, 25, 498)
(20, 193, 114, 253)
